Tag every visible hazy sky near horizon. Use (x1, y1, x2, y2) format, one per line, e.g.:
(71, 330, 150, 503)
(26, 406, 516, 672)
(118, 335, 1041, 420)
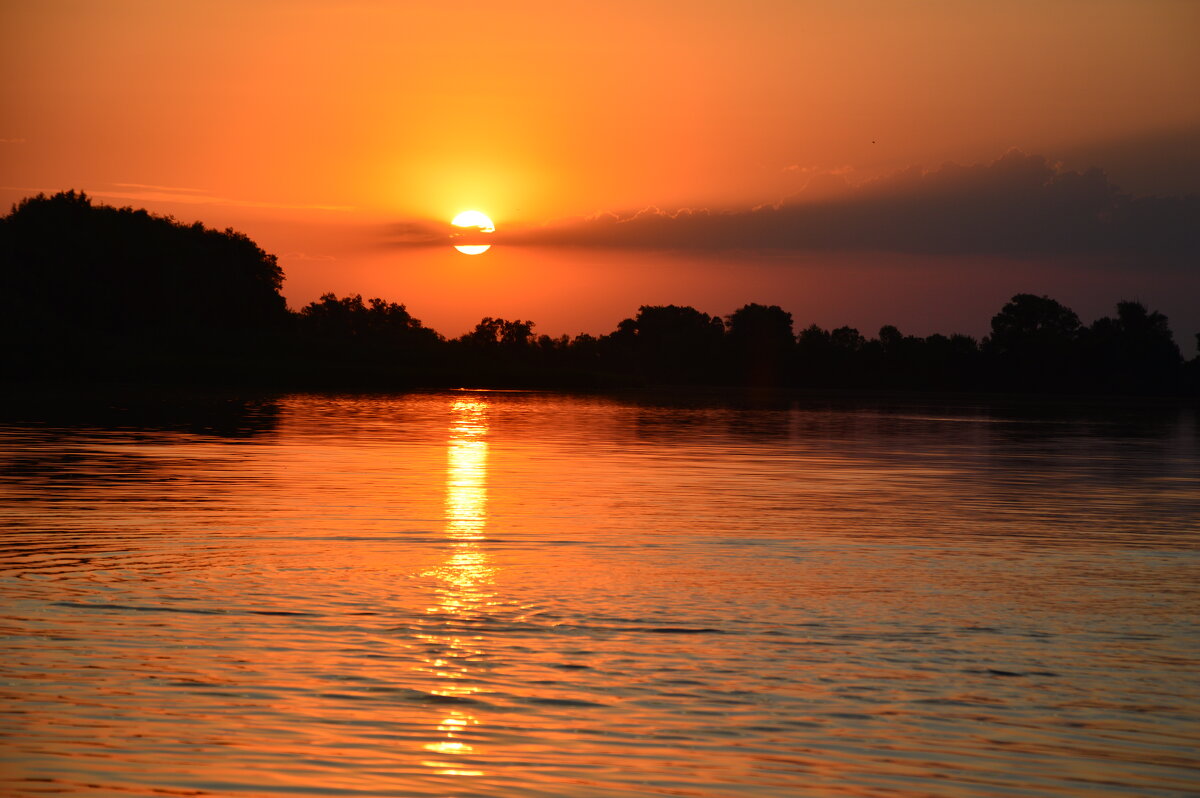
(2, 0, 1198, 344)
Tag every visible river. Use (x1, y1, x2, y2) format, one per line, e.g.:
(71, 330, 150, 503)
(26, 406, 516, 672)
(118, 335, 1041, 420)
(1, 391, 1197, 796)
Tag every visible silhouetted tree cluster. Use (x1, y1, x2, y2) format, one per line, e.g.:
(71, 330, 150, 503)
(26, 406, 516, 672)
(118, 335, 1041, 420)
(296, 293, 440, 363)
(1, 191, 287, 378)
(603, 305, 727, 384)
(982, 293, 1185, 394)
(3, 193, 1196, 394)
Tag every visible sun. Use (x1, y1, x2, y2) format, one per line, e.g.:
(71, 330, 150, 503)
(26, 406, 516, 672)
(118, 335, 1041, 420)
(451, 210, 495, 255)
(452, 210, 494, 232)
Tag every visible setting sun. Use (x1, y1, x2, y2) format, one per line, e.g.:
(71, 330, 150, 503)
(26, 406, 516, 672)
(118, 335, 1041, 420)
(451, 210, 495, 255)
(451, 211, 495, 232)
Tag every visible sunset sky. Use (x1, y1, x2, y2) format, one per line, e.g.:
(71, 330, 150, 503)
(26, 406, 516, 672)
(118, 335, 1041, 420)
(3, 0, 1198, 348)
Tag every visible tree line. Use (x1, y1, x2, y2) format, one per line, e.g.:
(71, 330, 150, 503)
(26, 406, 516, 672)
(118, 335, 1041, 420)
(3, 191, 1196, 394)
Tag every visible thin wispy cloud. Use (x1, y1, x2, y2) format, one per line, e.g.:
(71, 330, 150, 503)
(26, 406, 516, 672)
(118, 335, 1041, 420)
(111, 182, 208, 193)
(4, 183, 354, 213)
(95, 185, 355, 212)
(278, 252, 338, 262)
(384, 220, 456, 246)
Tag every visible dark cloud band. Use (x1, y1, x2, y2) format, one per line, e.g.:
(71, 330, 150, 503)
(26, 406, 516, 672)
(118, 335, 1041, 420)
(448, 150, 1198, 258)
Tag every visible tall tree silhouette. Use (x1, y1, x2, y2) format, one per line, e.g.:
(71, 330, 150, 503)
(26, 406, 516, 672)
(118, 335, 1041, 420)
(984, 293, 1082, 388)
(726, 303, 794, 386)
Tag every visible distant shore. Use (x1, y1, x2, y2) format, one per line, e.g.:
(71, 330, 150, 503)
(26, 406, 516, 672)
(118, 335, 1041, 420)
(5, 192, 1197, 399)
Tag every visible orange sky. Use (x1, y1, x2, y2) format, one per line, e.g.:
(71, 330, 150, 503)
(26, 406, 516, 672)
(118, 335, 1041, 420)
(2, 0, 1199, 345)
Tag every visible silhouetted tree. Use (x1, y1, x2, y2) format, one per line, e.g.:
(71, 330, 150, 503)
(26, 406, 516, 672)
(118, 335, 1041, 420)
(437, 317, 542, 385)
(606, 305, 726, 383)
(795, 323, 831, 354)
(833, 327, 872, 383)
(298, 293, 439, 351)
(877, 325, 904, 357)
(918, 333, 982, 388)
(794, 324, 833, 385)
(463, 317, 536, 348)
(831, 326, 867, 354)
(288, 293, 442, 386)
(567, 332, 602, 370)
(797, 324, 875, 386)
(984, 293, 1082, 388)
(1082, 301, 1182, 392)
(726, 303, 794, 386)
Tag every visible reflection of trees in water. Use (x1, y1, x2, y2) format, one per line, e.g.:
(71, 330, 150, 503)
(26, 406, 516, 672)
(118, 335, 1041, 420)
(416, 397, 492, 780)
(616, 396, 1195, 548)
(0, 395, 280, 497)
(1, 392, 280, 439)
(0, 394, 282, 577)
(626, 394, 1189, 451)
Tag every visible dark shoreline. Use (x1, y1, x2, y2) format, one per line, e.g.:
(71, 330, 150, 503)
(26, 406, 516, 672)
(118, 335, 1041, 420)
(6, 194, 1197, 404)
(3, 378, 1194, 428)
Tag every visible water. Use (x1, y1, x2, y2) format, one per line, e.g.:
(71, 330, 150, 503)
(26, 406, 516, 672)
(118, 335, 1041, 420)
(1, 391, 1198, 797)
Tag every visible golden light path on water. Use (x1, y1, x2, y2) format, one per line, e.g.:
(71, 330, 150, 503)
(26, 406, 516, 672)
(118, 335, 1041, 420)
(420, 398, 491, 778)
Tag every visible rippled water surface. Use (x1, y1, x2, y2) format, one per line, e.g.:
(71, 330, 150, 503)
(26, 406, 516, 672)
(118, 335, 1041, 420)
(2, 392, 1198, 797)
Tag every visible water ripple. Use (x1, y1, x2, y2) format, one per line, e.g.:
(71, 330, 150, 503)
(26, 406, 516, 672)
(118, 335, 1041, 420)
(1, 393, 1198, 797)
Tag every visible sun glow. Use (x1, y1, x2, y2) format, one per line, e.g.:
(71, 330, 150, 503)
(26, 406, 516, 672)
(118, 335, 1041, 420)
(452, 210, 495, 232)
(452, 210, 495, 255)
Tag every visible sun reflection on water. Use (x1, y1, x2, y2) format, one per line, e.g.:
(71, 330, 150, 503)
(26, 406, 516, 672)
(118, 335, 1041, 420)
(418, 397, 492, 779)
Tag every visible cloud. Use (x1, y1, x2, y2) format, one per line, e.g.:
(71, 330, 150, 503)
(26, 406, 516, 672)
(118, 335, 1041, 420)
(91, 184, 356, 212)
(495, 150, 1199, 258)
(385, 220, 455, 245)
(278, 251, 337, 262)
(1057, 124, 1200, 197)
(112, 182, 208, 193)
